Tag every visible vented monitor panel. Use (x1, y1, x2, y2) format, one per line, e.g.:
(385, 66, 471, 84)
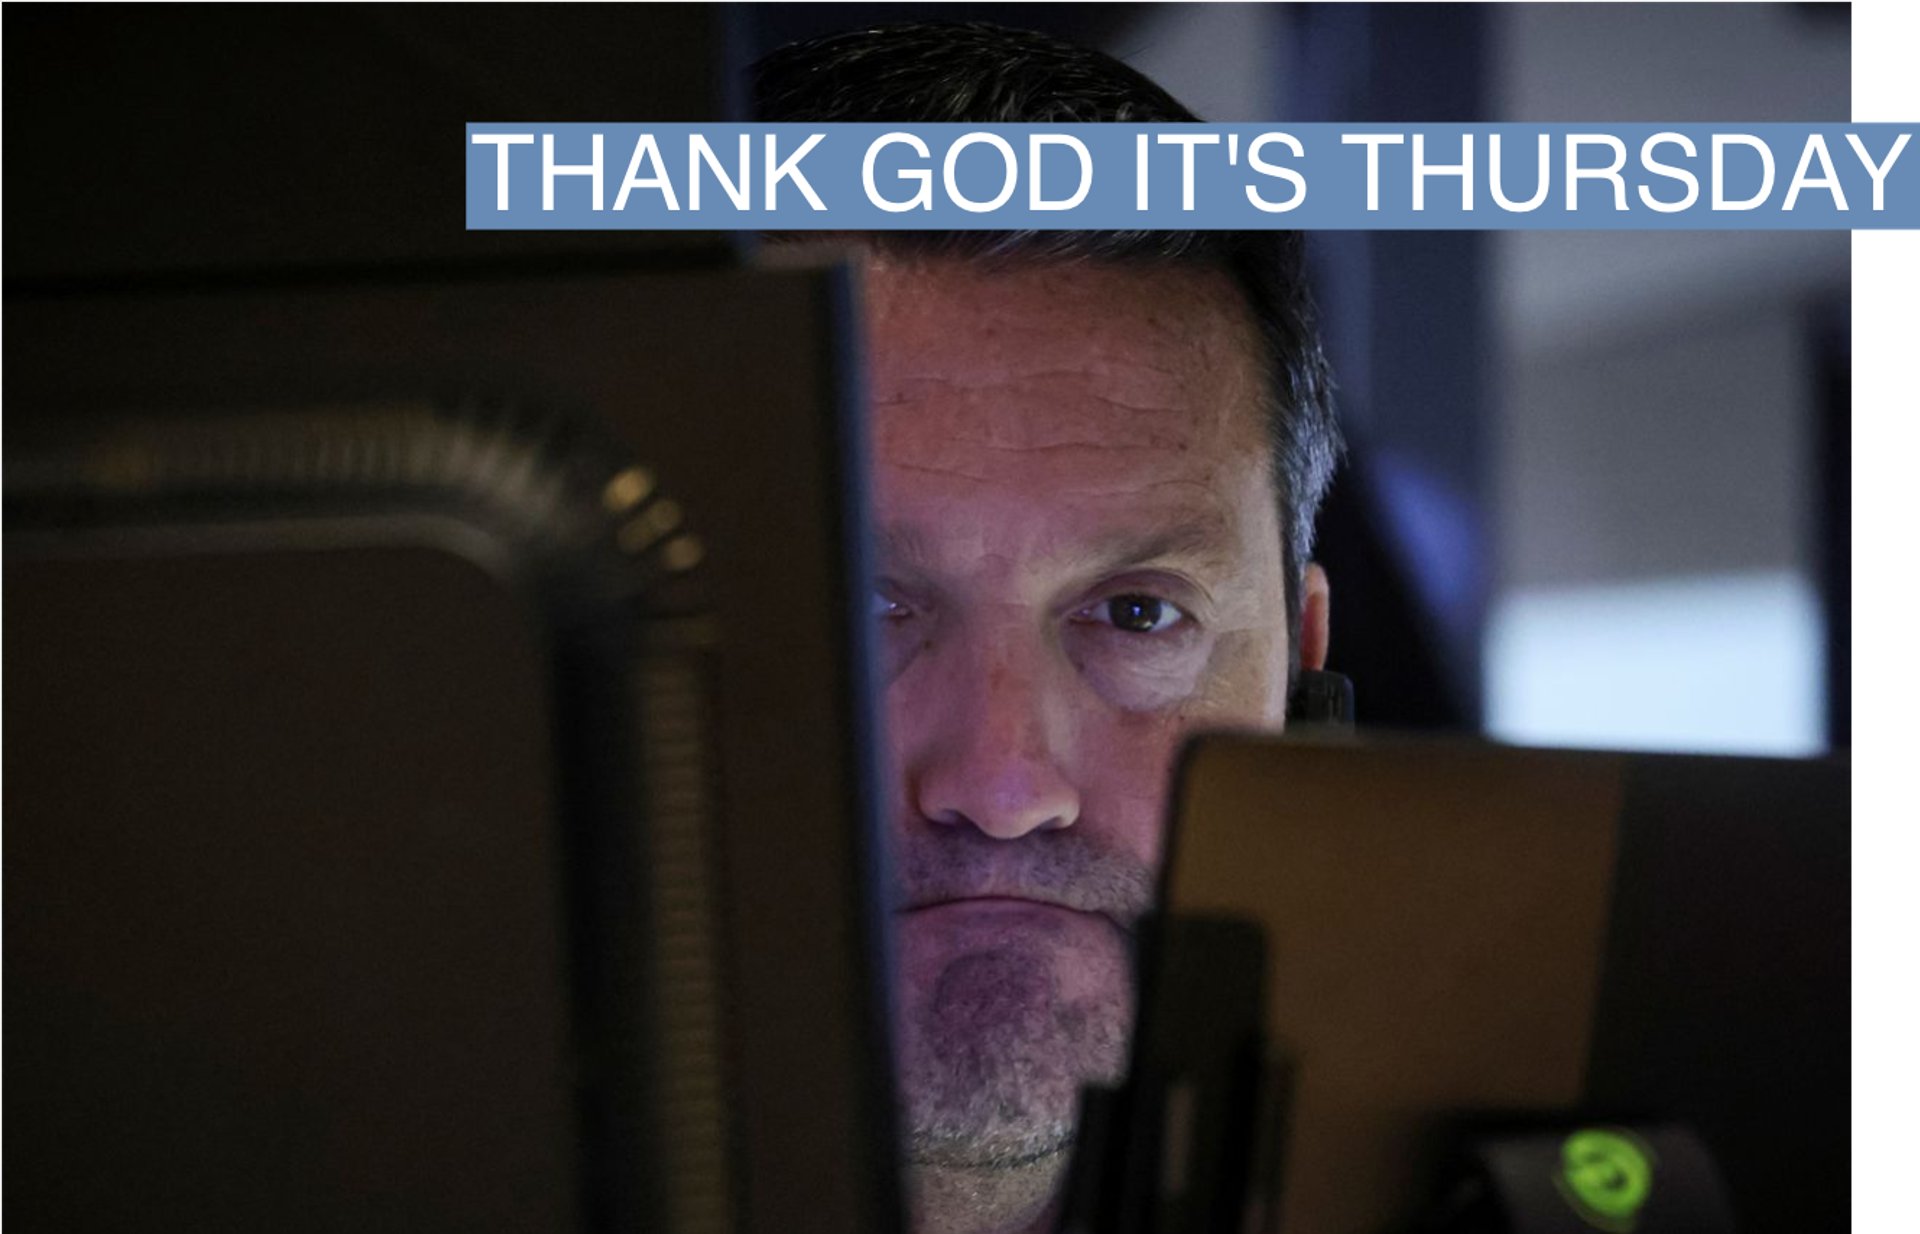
(4, 268, 902, 1234)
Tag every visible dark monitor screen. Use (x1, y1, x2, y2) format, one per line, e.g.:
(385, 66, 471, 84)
(4, 268, 904, 1234)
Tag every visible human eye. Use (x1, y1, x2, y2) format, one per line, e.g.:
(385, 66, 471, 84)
(869, 586, 925, 682)
(1074, 593, 1192, 635)
(1064, 582, 1213, 710)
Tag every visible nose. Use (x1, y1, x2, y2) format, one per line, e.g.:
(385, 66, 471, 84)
(906, 639, 1080, 840)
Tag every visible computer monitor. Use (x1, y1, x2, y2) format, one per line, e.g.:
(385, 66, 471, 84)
(1126, 735, 1846, 1234)
(5, 265, 904, 1234)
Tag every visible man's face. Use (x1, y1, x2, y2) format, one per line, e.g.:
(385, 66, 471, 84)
(865, 254, 1296, 1176)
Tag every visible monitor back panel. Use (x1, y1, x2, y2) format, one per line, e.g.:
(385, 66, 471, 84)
(7, 545, 580, 1232)
(5, 268, 901, 1234)
(1163, 736, 1846, 1234)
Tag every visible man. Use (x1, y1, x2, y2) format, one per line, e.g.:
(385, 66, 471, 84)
(756, 23, 1341, 1234)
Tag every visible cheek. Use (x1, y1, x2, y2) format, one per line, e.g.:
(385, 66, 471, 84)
(1067, 603, 1289, 717)
(1069, 707, 1194, 872)
(1198, 624, 1292, 725)
(1070, 632, 1288, 866)
(1066, 628, 1207, 713)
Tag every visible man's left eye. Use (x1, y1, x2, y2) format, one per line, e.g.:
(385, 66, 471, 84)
(1084, 595, 1188, 634)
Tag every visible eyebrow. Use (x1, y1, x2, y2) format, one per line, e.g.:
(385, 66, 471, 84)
(874, 523, 942, 573)
(1066, 516, 1243, 578)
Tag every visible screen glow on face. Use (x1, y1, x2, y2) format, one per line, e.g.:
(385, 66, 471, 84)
(874, 572, 1215, 715)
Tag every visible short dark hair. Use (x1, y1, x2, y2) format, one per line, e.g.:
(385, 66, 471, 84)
(753, 20, 1341, 651)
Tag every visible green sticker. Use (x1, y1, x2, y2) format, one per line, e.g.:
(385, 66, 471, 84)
(1554, 1127, 1656, 1233)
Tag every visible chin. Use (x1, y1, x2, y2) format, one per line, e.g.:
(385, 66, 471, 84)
(893, 906, 1134, 1171)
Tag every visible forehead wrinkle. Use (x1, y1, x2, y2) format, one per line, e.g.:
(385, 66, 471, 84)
(876, 371, 1201, 415)
(926, 438, 1202, 459)
(875, 400, 1225, 459)
(877, 430, 1261, 507)
(868, 272, 1265, 418)
(865, 257, 1282, 605)
(875, 371, 1234, 424)
(871, 399, 1198, 431)
(875, 503, 1246, 589)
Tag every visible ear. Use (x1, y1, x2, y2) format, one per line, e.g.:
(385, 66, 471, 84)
(1299, 562, 1331, 672)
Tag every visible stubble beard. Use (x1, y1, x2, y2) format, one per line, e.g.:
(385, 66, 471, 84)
(897, 941, 1133, 1174)
(892, 827, 1153, 1230)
